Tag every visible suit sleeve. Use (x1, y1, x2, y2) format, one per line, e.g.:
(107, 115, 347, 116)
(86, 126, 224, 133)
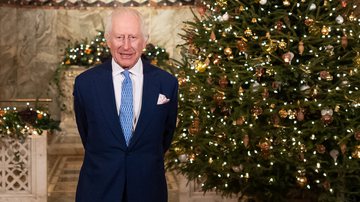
(73, 77, 88, 149)
(163, 78, 179, 153)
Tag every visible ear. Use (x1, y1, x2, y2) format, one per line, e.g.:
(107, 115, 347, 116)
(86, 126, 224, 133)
(105, 33, 111, 48)
(143, 34, 149, 48)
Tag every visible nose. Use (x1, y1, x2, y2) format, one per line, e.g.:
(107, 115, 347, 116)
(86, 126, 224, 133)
(123, 38, 131, 50)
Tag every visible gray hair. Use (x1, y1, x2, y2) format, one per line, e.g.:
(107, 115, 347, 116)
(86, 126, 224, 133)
(104, 7, 148, 40)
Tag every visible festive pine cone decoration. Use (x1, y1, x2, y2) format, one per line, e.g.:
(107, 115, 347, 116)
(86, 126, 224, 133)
(17, 108, 37, 125)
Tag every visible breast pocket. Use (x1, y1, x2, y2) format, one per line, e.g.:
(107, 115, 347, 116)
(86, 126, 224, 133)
(154, 103, 169, 121)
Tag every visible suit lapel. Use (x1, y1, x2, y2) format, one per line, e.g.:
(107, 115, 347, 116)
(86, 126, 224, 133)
(94, 62, 127, 150)
(129, 62, 159, 148)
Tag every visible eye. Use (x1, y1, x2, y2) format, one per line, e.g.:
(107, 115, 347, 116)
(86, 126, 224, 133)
(129, 35, 137, 41)
(116, 35, 125, 40)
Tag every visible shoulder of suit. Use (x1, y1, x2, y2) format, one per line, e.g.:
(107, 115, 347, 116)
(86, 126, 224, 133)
(76, 60, 111, 80)
(144, 60, 177, 82)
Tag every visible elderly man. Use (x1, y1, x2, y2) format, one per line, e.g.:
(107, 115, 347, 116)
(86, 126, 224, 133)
(73, 7, 178, 202)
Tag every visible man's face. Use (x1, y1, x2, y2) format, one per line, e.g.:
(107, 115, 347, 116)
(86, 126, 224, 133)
(107, 13, 147, 69)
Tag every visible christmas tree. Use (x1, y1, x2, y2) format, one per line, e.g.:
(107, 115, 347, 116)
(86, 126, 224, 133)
(167, 0, 360, 201)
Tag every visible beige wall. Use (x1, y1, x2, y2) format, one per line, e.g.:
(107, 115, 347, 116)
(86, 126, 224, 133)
(0, 6, 193, 118)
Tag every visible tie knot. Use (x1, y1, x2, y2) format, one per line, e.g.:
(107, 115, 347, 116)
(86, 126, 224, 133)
(122, 70, 131, 79)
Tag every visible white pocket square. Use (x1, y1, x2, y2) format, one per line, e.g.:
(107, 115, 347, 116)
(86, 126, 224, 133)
(157, 94, 170, 105)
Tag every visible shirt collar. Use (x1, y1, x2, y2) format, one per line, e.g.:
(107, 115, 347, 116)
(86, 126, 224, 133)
(112, 58, 143, 77)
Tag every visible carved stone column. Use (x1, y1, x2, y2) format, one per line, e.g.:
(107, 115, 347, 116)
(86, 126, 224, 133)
(48, 66, 87, 155)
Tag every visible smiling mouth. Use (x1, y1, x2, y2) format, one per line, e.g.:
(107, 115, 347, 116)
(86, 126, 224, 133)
(120, 53, 133, 58)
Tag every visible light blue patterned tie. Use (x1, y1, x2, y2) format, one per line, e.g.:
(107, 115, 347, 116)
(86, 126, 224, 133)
(120, 70, 133, 146)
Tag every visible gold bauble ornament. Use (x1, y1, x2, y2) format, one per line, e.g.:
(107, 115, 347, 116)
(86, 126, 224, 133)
(195, 60, 207, 72)
(279, 109, 288, 118)
(296, 174, 308, 188)
(238, 86, 245, 94)
(278, 39, 287, 50)
(239, 5, 245, 12)
(189, 44, 199, 54)
(259, 138, 271, 151)
(309, 25, 320, 35)
(224, 47, 233, 56)
(321, 25, 330, 35)
(216, 0, 227, 7)
(298, 41, 304, 55)
(251, 18, 257, 23)
(334, 105, 340, 112)
(236, 116, 245, 125)
(349, 12, 356, 22)
(189, 84, 198, 93)
(262, 88, 269, 98)
(255, 68, 265, 78)
(178, 77, 186, 86)
(354, 53, 360, 68)
(188, 117, 200, 134)
(323, 0, 328, 6)
(283, 0, 290, 6)
(352, 145, 360, 158)
(244, 27, 253, 37)
(213, 92, 225, 105)
(263, 39, 277, 53)
(251, 106, 263, 116)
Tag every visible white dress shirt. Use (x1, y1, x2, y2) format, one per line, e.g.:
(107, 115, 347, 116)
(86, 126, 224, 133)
(112, 58, 144, 129)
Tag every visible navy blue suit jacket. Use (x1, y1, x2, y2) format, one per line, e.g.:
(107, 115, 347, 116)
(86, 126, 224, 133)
(73, 59, 178, 202)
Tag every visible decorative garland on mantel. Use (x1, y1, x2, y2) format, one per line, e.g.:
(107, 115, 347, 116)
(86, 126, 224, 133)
(0, 0, 195, 8)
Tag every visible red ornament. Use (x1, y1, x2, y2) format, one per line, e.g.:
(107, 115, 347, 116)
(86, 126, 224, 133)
(218, 76, 229, 88)
(276, 21, 283, 31)
(316, 144, 326, 154)
(304, 18, 314, 26)
(197, 5, 207, 16)
(355, 131, 360, 140)
(341, 0, 347, 7)
(296, 108, 305, 121)
(243, 134, 249, 148)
